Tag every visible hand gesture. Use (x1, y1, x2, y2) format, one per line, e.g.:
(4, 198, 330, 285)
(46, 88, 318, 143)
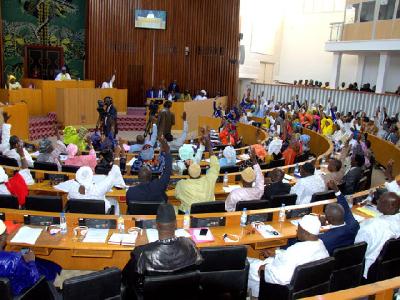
(2, 112, 10, 123)
(22, 250, 35, 263)
(159, 135, 170, 153)
(16, 142, 24, 157)
(250, 146, 257, 165)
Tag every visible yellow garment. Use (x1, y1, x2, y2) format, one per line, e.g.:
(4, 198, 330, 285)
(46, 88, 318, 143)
(8, 82, 22, 90)
(321, 118, 334, 136)
(175, 155, 220, 212)
(262, 117, 270, 129)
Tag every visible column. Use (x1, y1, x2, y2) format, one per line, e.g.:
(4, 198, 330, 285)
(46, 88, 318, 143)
(376, 52, 390, 94)
(329, 52, 342, 89)
(355, 55, 366, 86)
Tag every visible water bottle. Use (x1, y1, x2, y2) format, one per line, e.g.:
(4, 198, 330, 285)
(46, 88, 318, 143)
(190, 139, 194, 145)
(183, 210, 190, 230)
(223, 172, 229, 187)
(294, 163, 299, 176)
(60, 212, 67, 235)
(278, 204, 286, 223)
(321, 155, 326, 165)
(117, 215, 125, 233)
(240, 208, 247, 227)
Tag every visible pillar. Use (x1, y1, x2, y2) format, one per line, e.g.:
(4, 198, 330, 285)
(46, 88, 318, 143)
(329, 52, 342, 89)
(376, 52, 390, 94)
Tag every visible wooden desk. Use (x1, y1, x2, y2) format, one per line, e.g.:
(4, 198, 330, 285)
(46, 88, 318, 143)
(0, 103, 29, 140)
(20, 79, 95, 114)
(56, 88, 127, 127)
(0, 89, 42, 116)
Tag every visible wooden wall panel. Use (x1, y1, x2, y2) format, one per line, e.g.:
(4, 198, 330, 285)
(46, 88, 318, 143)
(86, 0, 239, 107)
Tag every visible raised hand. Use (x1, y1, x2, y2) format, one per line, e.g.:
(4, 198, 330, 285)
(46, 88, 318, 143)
(2, 112, 10, 123)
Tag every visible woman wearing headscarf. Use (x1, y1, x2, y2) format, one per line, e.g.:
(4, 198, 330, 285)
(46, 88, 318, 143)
(219, 146, 237, 168)
(36, 126, 67, 171)
(63, 126, 88, 151)
(64, 141, 97, 171)
(321, 115, 334, 136)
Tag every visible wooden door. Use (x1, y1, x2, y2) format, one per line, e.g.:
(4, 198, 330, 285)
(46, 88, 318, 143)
(127, 65, 144, 107)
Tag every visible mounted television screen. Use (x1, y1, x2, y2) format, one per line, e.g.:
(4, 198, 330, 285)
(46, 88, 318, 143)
(135, 10, 167, 30)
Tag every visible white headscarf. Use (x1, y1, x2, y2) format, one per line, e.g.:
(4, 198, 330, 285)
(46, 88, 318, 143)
(268, 138, 283, 155)
(0, 167, 9, 183)
(76, 167, 93, 189)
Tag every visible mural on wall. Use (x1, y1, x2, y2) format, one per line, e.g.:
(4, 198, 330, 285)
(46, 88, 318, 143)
(2, 0, 86, 81)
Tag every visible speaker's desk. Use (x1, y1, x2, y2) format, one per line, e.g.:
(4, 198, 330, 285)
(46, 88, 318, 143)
(21, 79, 95, 114)
(0, 89, 42, 116)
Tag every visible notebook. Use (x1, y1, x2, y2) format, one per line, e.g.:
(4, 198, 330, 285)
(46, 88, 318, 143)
(82, 229, 109, 243)
(108, 232, 138, 246)
(10, 226, 43, 245)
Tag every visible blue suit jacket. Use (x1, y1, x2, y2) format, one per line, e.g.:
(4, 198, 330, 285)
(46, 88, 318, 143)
(320, 193, 360, 255)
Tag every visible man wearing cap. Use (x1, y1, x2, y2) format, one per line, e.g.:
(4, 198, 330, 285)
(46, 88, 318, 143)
(54, 146, 126, 215)
(194, 90, 207, 101)
(175, 135, 220, 212)
(290, 162, 326, 205)
(0, 112, 34, 168)
(122, 203, 202, 297)
(247, 215, 329, 298)
(225, 148, 264, 212)
(55, 66, 71, 81)
(7, 75, 22, 90)
(173, 131, 206, 175)
(355, 192, 400, 279)
(0, 220, 61, 296)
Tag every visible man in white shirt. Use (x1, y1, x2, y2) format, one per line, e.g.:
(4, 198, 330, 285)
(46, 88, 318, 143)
(291, 162, 326, 205)
(225, 149, 264, 212)
(355, 192, 400, 279)
(55, 66, 71, 81)
(0, 113, 34, 168)
(194, 90, 207, 101)
(55, 147, 126, 215)
(248, 215, 329, 298)
(101, 73, 115, 88)
(166, 112, 188, 152)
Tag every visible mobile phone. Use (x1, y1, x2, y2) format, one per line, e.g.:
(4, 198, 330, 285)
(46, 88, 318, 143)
(20, 248, 30, 255)
(199, 228, 208, 236)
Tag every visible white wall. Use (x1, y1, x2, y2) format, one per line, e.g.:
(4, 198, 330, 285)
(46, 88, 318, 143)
(385, 55, 400, 92)
(362, 55, 380, 88)
(276, 0, 358, 84)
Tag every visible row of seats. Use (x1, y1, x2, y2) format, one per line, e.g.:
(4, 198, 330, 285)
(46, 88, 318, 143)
(3, 239, 398, 300)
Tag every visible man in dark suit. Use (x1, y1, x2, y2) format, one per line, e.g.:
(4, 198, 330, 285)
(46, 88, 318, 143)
(319, 181, 360, 255)
(146, 86, 157, 99)
(341, 154, 364, 195)
(263, 168, 291, 203)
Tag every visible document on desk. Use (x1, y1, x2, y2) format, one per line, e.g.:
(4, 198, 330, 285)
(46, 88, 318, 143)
(146, 229, 191, 243)
(83, 229, 109, 243)
(356, 205, 382, 218)
(252, 224, 280, 239)
(223, 185, 241, 193)
(108, 232, 138, 246)
(10, 226, 43, 245)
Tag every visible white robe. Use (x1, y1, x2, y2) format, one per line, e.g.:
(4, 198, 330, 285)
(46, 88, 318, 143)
(290, 174, 326, 205)
(355, 214, 400, 278)
(55, 73, 71, 81)
(0, 169, 34, 195)
(248, 240, 329, 297)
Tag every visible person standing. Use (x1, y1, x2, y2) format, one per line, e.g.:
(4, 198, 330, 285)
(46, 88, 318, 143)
(157, 100, 175, 138)
(104, 96, 118, 138)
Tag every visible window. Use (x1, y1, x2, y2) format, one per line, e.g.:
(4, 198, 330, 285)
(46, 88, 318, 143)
(379, 0, 396, 20)
(345, 3, 360, 23)
(360, 1, 376, 22)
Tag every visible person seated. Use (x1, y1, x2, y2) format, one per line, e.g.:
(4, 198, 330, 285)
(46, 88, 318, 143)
(355, 192, 400, 279)
(0, 113, 34, 168)
(63, 126, 88, 151)
(384, 160, 400, 195)
(55, 66, 71, 81)
(0, 143, 34, 207)
(36, 125, 67, 171)
(219, 122, 239, 146)
(127, 137, 172, 205)
(318, 181, 360, 255)
(247, 215, 329, 299)
(90, 130, 115, 152)
(64, 142, 97, 171)
(55, 146, 125, 215)
(321, 117, 334, 136)
(299, 133, 311, 153)
(225, 148, 264, 212)
(0, 220, 61, 296)
(175, 137, 220, 213)
(213, 101, 224, 118)
(122, 203, 202, 297)
(168, 80, 180, 94)
(262, 168, 291, 202)
(179, 90, 192, 101)
(219, 145, 236, 168)
(7, 75, 22, 90)
(173, 136, 206, 175)
(146, 87, 157, 99)
(291, 162, 326, 205)
(341, 154, 365, 195)
(167, 91, 177, 101)
(267, 137, 283, 158)
(282, 137, 302, 166)
(194, 90, 207, 101)
(165, 112, 188, 152)
(127, 122, 157, 153)
(298, 109, 313, 128)
(320, 138, 350, 187)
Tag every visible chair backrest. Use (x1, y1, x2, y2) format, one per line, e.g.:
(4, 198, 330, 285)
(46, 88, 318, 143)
(220, 165, 240, 173)
(269, 194, 297, 208)
(235, 200, 269, 211)
(268, 158, 285, 168)
(19, 276, 56, 300)
(357, 176, 368, 192)
(25, 195, 63, 212)
(198, 246, 249, 296)
(0, 278, 12, 300)
(0, 195, 19, 209)
(294, 153, 308, 163)
(291, 257, 335, 299)
(331, 242, 367, 292)
(190, 201, 226, 214)
(143, 271, 200, 300)
(66, 199, 105, 215)
(367, 238, 400, 283)
(62, 165, 80, 173)
(33, 161, 58, 172)
(128, 201, 162, 215)
(310, 190, 336, 203)
(0, 155, 19, 167)
(63, 267, 121, 300)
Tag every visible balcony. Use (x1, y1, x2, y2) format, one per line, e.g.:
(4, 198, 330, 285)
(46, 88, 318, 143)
(328, 22, 343, 41)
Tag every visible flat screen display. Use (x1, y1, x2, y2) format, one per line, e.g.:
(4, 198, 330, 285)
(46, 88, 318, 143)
(135, 10, 167, 30)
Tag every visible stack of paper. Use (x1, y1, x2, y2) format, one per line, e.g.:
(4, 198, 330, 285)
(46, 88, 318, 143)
(108, 232, 138, 246)
(252, 224, 280, 239)
(223, 185, 241, 193)
(357, 206, 381, 218)
(10, 227, 43, 245)
(353, 214, 366, 223)
(82, 229, 109, 243)
(146, 229, 191, 243)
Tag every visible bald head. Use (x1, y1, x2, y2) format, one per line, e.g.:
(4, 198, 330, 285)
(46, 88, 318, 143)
(138, 167, 152, 183)
(377, 192, 400, 215)
(325, 203, 345, 225)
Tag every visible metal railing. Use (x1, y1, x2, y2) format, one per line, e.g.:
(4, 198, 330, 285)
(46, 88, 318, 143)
(328, 22, 343, 41)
